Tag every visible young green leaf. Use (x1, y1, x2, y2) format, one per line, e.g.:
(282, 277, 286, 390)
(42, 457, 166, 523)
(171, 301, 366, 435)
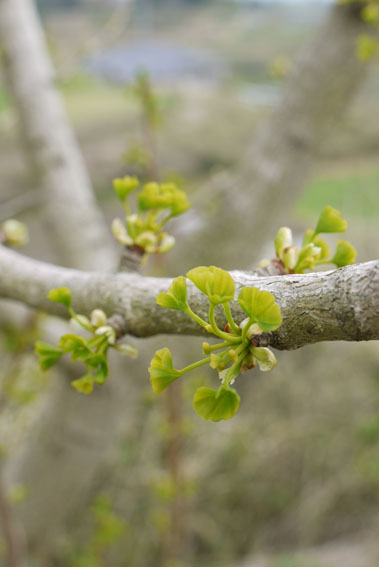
(113, 176, 139, 202)
(186, 266, 235, 305)
(47, 287, 72, 308)
(149, 348, 182, 394)
(138, 182, 189, 215)
(88, 356, 109, 385)
(156, 276, 188, 311)
(193, 386, 240, 422)
(35, 341, 64, 370)
(238, 287, 282, 332)
(71, 375, 94, 394)
(315, 205, 347, 234)
(58, 334, 92, 361)
(313, 235, 330, 261)
(294, 243, 322, 273)
(331, 240, 357, 268)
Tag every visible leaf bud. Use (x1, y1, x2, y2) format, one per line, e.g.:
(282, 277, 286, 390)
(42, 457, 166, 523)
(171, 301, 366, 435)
(158, 234, 175, 253)
(117, 344, 138, 359)
(2, 219, 29, 247)
(111, 218, 133, 246)
(135, 230, 157, 254)
(274, 227, 293, 258)
(282, 245, 299, 270)
(95, 325, 116, 345)
(90, 309, 108, 328)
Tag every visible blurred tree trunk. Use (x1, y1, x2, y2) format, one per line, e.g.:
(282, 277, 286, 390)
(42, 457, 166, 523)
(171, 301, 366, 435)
(0, 0, 116, 271)
(186, 2, 372, 270)
(0, 0, 129, 555)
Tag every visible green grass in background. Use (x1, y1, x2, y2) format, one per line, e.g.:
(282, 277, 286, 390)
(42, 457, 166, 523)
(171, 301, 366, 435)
(297, 165, 379, 222)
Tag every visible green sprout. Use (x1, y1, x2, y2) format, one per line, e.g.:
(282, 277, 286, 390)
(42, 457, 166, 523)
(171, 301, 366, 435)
(261, 205, 357, 274)
(111, 176, 190, 260)
(35, 287, 138, 394)
(149, 266, 282, 422)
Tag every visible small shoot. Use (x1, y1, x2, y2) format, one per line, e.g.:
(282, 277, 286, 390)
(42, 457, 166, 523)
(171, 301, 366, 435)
(150, 266, 282, 422)
(263, 205, 357, 274)
(111, 176, 190, 260)
(35, 287, 138, 394)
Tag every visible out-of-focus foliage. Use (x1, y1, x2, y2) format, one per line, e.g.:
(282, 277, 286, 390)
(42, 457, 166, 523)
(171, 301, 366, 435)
(340, 0, 379, 61)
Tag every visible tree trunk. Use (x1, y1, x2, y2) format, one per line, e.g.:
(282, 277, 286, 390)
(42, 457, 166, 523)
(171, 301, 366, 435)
(187, 3, 372, 269)
(0, 0, 116, 271)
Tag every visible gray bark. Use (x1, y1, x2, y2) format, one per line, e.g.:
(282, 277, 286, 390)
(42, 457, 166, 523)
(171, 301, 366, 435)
(0, 246, 378, 350)
(0, 0, 116, 271)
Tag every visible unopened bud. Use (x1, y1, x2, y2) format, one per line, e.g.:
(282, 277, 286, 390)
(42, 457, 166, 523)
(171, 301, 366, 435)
(95, 325, 116, 345)
(135, 230, 157, 254)
(90, 309, 107, 328)
(117, 344, 138, 358)
(229, 349, 238, 363)
(158, 234, 175, 254)
(2, 219, 29, 247)
(282, 245, 299, 270)
(274, 227, 292, 258)
(203, 342, 211, 355)
(210, 353, 220, 369)
(111, 218, 133, 246)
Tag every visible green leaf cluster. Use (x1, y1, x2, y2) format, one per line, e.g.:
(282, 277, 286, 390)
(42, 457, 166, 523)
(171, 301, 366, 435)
(35, 287, 138, 394)
(111, 175, 189, 257)
(268, 205, 356, 274)
(150, 266, 282, 422)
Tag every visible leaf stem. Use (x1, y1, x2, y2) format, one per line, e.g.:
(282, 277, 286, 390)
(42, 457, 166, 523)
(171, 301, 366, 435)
(185, 306, 209, 329)
(241, 317, 254, 343)
(209, 304, 240, 343)
(123, 199, 132, 217)
(224, 346, 249, 388)
(179, 356, 211, 375)
(204, 341, 231, 353)
(68, 307, 93, 332)
(157, 212, 173, 230)
(222, 303, 240, 335)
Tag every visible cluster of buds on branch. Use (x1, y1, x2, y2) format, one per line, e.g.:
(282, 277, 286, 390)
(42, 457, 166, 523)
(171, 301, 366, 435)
(111, 176, 189, 260)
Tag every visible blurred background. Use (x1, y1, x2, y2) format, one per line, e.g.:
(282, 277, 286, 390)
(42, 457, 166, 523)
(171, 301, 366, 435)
(1, 0, 379, 566)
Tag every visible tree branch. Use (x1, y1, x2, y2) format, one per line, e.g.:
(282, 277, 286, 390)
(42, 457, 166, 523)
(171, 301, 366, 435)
(0, 247, 377, 350)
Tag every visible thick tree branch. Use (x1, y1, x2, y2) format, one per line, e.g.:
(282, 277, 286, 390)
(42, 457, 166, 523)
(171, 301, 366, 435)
(0, 247, 378, 350)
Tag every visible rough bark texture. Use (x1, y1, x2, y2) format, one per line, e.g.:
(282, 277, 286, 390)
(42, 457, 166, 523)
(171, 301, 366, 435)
(0, 247, 378, 350)
(188, 3, 372, 269)
(0, 0, 116, 271)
